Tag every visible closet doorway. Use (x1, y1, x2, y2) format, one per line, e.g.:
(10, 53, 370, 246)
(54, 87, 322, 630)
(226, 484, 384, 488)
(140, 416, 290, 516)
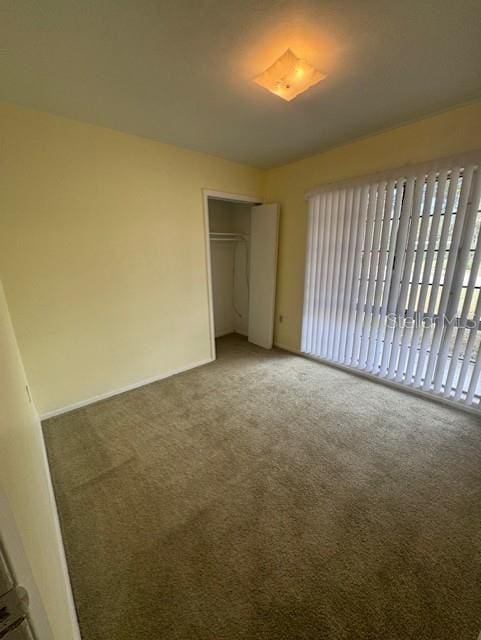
(203, 191, 279, 359)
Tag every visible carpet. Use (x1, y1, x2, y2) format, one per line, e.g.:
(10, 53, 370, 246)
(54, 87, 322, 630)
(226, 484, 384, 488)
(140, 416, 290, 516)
(43, 334, 481, 639)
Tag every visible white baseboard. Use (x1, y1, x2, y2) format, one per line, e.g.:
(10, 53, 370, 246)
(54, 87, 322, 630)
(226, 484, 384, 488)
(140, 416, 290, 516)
(38, 420, 82, 639)
(215, 329, 235, 338)
(274, 341, 302, 355)
(40, 357, 213, 420)
(215, 329, 248, 338)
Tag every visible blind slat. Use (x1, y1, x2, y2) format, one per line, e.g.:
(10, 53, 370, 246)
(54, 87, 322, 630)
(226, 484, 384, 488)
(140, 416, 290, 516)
(444, 272, 481, 400)
(423, 166, 475, 392)
(359, 182, 387, 369)
(372, 180, 404, 373)
(352, 183, 379, 366)
(311, 195, 325, 356)
(396, 172, 437, 383)
(320, 192, 335, 357)
(454, 288, 481, 402)
(434, 167, 481, 395)
(327, 191, 346, 359)
(413, 168, 462, 388)
(379, 176, 415, 377)
(333, 188, 353, 362)
(339, 186, 362, 363)
(366, 180, 395, 372)
(301, 199, 316, 352)
(389, 176, 425, 381)
(465, 342, 481, 405)
(345, 185, 370, 364)
(404, 170, 448, 386)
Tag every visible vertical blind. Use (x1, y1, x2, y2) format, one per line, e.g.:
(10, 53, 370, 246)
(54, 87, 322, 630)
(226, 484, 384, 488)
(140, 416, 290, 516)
(301, 152, 481, 411)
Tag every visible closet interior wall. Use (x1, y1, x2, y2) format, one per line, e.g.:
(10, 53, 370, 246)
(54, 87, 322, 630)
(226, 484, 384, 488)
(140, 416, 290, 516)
(208, 198, 251, 337)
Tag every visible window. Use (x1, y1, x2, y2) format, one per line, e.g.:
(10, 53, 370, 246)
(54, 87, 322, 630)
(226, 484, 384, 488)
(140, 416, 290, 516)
(301, 153, 481, 411)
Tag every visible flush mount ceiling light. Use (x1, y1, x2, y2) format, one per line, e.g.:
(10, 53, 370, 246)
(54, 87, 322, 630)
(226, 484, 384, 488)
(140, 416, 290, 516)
(253, 48, 326, 101)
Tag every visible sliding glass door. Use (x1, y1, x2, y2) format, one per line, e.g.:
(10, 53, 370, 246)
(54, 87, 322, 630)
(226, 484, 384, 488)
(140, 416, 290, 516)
(301, 153, 481, 411)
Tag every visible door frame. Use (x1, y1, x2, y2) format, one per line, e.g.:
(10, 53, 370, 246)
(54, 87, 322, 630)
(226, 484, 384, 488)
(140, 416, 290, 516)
(202, 189, 262, 360)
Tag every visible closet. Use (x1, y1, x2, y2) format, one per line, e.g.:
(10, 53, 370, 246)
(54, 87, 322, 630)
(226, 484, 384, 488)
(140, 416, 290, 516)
(207, 196, 279, 349)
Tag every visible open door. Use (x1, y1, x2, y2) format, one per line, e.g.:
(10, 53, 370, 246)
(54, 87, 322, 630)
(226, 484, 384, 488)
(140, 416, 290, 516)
(248, 203, 280, 349)
(0, 494, 45, 639)
(0, 280, 80, 640)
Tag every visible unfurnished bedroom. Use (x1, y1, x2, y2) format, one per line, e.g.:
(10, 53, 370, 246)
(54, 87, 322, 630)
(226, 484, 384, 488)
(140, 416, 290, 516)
(0, 2, 481, 640)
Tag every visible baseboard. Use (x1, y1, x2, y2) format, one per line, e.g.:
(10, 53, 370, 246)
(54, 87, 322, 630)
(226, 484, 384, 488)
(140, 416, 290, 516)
(38, 421, 82, 639)
(274, 341, 302, 355)
(215, 329, 235, 338)
(40, 357, 214, 420)
(215, 330, 248, 338)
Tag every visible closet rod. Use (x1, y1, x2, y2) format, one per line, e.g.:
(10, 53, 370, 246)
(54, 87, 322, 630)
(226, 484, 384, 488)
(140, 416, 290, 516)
(209, 232, 249, 236)
(209, 232, 249, 242)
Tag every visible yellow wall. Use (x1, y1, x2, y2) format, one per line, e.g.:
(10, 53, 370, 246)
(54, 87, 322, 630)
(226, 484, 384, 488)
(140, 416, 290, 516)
(265, 101, 481, 351)
(2, 101, 481, 413)
(0, 103, 263, 415)
(0, 280, 78, 640)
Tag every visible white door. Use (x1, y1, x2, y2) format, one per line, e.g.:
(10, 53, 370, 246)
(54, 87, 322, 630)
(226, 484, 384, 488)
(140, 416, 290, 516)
(0, 492, 48, 639)
(248, 203, 279, 349)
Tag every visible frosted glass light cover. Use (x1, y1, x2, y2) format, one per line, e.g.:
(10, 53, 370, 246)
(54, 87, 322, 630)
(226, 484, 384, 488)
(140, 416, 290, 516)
(253, 48, 326, 101)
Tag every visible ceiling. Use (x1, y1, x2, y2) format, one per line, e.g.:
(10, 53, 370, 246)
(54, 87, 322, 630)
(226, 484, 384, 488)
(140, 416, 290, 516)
(1, 0, 480, 168)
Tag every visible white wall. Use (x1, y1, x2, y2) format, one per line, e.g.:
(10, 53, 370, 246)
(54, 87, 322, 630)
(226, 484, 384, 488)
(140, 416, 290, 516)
(208, 199, 251, 337)
(232, 239, 250, 336)
(0, 280, 79, 640)
(210, 241, 236, 337)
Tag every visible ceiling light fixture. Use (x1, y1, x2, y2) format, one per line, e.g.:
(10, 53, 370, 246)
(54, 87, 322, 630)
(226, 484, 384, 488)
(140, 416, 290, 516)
(253, 48, 326, 101)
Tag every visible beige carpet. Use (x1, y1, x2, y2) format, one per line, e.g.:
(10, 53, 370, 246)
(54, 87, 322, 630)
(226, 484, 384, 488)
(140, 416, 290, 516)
(43, 334, 481, 640)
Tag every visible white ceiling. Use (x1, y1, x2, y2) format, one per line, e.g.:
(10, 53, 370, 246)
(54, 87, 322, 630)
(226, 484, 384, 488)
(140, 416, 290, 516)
(1, 0, 480, 168)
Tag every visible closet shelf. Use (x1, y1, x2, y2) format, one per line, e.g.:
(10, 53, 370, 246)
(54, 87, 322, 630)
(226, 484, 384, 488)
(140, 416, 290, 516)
(209, 232, 249, 242)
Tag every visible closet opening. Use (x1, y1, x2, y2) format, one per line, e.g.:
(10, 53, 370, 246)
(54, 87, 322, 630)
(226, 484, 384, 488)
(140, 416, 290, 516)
(203, 191, 280, 360)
